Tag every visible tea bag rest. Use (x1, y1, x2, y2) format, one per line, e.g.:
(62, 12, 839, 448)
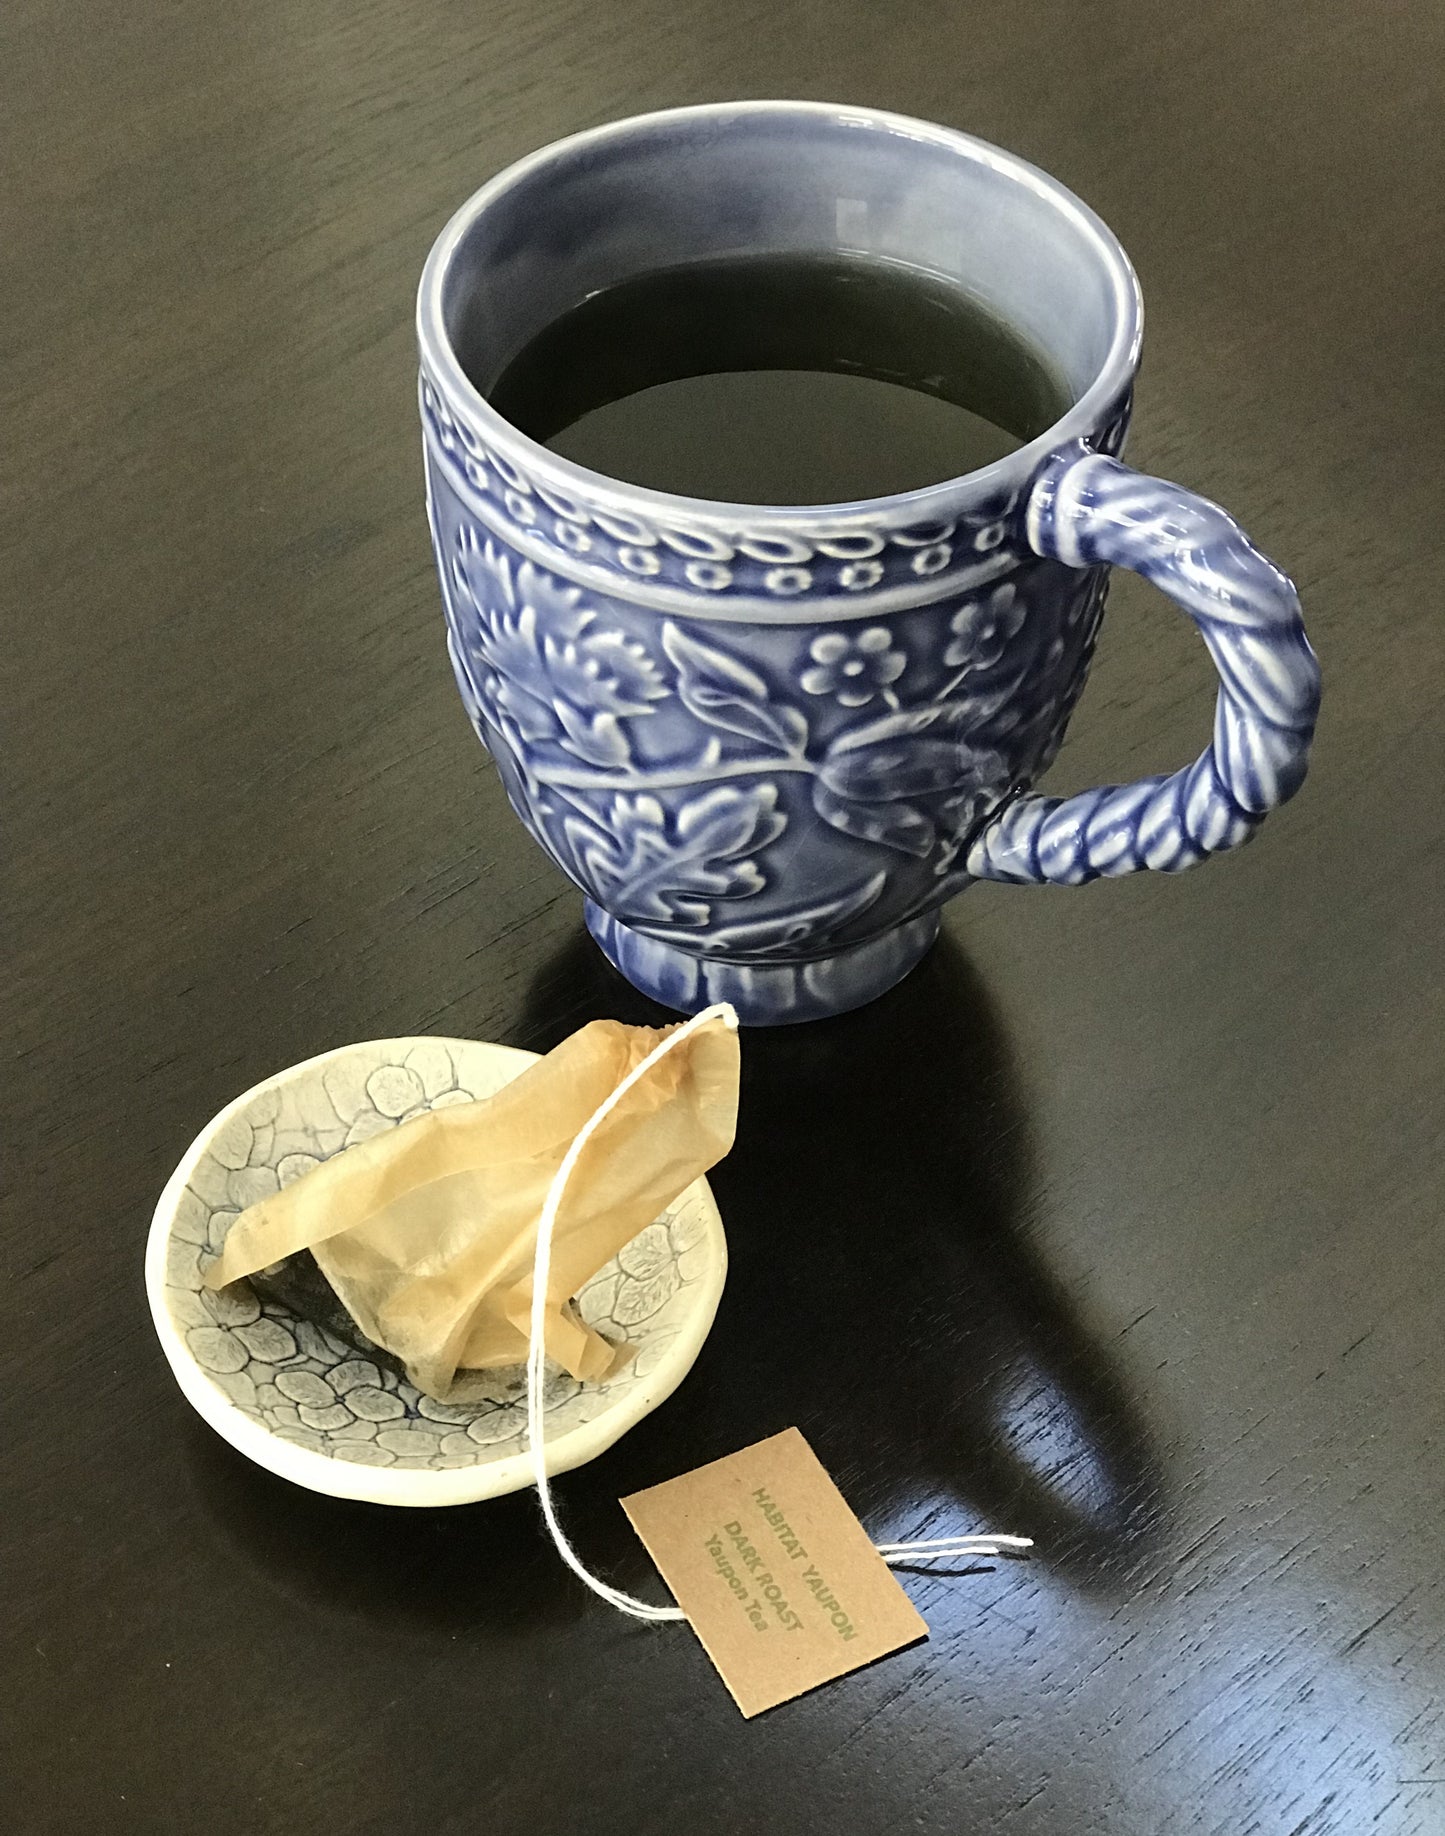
(205, 1012, 741, 1402)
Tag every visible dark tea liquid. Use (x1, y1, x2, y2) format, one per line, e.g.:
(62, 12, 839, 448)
(483, 252, 1071, 506)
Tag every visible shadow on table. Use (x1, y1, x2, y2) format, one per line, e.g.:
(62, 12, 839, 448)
(189, 922, 1163, 1629)
(185, 1413, 592, 1632)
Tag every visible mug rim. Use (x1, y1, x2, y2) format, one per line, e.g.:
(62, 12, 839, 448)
(417, 100, 1144, 528)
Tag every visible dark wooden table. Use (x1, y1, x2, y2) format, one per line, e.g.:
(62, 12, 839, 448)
(5, 1, 1443, 1830)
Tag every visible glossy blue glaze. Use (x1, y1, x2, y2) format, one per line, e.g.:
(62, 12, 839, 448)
(418, 103, 1320, 1023)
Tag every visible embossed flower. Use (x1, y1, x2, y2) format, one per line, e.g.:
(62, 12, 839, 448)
(943, 583, 1025, 671)
(911, 542, 953, 576)
(801, 627, 907, 709)
(764, 566, 811, 596)
(839, 559, 885, 591)
(542, 616, 669, 717)
(453, 541, 670, 768)
(618, 545, 661, 576)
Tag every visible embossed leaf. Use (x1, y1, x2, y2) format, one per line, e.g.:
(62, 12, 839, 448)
(565, 793, 668, 890)
(661, 623, 809, 756)
(677, 783, 785, 857)
(821, 735, 977, 802)
(554, 699, 631, 768)
(812, 783, 936, 858)
(566, 783, 786, 926)
(490, 673, 560, 742)
(459, 533, 519, 612)
(819, 703, 1008, 802)
(478, 603, 543, 679)
(688, 869, 889, 957)
(832, 698, 973, 743)
(492, 746, 561, 852)
(445, 630, 488, 729)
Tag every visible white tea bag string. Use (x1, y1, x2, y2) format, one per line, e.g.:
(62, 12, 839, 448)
(525, 1002, 1032, 1624)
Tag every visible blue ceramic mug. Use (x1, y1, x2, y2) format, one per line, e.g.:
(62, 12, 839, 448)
(418, 102, 1320, 1025)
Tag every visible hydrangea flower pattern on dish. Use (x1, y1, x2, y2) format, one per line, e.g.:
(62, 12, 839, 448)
(161, 1041, 716, 1474)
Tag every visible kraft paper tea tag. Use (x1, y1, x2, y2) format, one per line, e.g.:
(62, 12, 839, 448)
(621, 1428, 928, 1717)
(517, 1013, 1027, 1645)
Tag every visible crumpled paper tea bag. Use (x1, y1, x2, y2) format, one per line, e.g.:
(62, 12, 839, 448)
(205, 1015, 739, 1400)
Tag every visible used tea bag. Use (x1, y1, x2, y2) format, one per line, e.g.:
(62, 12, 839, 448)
(204, 1014, 739, 1400)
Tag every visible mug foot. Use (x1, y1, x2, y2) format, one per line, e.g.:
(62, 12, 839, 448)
(583, 903, 941, 1026)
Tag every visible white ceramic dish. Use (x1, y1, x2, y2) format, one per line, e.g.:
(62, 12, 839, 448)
(146, 1035, 727, 1506)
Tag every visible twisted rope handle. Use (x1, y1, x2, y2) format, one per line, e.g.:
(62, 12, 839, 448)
(966, 444, 1321, 885)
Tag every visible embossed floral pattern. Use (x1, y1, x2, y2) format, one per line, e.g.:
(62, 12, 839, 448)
(452, 537, 669, 771)
(432, 517, 1062, 953)
(800, 628, 908, 709)
(429, 472, 1084, 977)
(544, 625, 667, 716)
(563, 785, 786, 927)
(839, 560, 885, 591)
(416, 356, 1272, 1018)
(943, 583, 1026, 671)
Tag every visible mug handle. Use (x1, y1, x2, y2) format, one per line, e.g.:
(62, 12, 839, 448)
(966, 442, 1322, 884)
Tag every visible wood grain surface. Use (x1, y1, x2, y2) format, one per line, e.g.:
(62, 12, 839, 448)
(3, 0, 1443, 1831)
